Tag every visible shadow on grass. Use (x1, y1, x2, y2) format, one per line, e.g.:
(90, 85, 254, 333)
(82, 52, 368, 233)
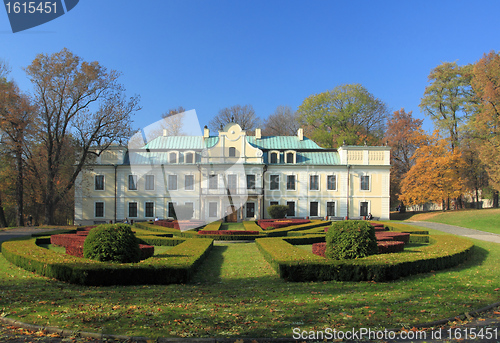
(190, 245, 228, 283)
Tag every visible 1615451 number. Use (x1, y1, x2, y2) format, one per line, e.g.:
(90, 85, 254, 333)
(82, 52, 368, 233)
(5, 2, 57, 14)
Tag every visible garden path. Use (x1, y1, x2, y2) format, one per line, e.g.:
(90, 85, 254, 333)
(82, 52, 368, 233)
(407, 221, 500, 244)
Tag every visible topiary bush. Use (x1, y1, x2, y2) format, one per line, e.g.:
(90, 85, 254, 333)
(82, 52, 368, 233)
(267, 205, 289, 219)
(83, 223, 141, 263)
(325, 220, 378, 260)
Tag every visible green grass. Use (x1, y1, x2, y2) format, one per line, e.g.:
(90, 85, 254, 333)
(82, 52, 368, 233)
(419, 208, 500, 235)
(220, 222, 245, 231)
(1, 226, 500, 339)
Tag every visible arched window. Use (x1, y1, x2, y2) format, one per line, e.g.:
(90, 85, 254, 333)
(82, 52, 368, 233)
(286, 152, 294, 163)
(229, 147, 236, 157)
(185, 152, 194, 164)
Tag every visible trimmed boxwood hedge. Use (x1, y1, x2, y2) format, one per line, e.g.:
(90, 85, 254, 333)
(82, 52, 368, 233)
(133, 222, 198, 238)
(1, 236, 213, 286)
(264, 220, 330, 237)
(199, 221, 222, 231)
(255, 234, 474, 282)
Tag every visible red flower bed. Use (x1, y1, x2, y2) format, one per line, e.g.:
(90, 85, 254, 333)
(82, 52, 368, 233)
(257, 219, 310, 230)
(197, 230, 260, 235)
(375, 232, 410, 244)
(312, 242, 326, 257)
(51, 230, 154, 260)
(377, 241, 405, 254)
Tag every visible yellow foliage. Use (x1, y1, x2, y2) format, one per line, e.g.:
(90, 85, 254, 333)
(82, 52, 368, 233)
(400, 132, 466, 206)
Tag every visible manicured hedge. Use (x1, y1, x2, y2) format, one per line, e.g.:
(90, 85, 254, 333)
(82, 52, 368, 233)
(243, 221, 265, 233)
(264, 220, 330, 237)
(386, 223, 429, 235)
(133, 222, 198, 238)
(377, 241, 405, 254)
(255, 234, 474, 282)
(199, 221, 222, 232)
(2, 236, 213, 286)
(375, 232, 411, 243)
(198, 230, 260, 235)
(258, 219, 311, 230)
(135, 236, 186, 246)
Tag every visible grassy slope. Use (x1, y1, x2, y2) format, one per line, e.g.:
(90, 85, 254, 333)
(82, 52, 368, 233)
(1, 230, 500, 339)
(410, 208, 500, 235)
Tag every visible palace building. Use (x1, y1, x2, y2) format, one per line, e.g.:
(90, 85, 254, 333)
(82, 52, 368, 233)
(74, 123, 390, 225)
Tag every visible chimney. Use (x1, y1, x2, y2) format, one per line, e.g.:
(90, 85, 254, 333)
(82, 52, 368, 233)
(203, 125, 209, 138)
(163, 129, 167, 137)
(255, 128, 261, 140)
(297, 128, 304, 141)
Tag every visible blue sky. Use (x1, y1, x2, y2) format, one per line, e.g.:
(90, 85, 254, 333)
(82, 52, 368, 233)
(1, 0, 499, 134)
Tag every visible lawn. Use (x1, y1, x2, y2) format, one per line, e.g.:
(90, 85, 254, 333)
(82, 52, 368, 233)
(1, 227, 500, 339)
(410, 208, 500, 235)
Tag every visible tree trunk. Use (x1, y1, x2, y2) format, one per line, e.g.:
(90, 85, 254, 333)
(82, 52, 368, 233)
(0, 193, 8, 227)
(15, 142, 24, 226)
(494, 191, 499, 208)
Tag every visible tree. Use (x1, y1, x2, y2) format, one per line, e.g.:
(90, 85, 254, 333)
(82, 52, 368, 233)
(470, 51, 500, 203)
(25, 48, 140, 224)
(399, 133, 466, 210)
(262, 105, 300, 136)
(384, 109, 427, 207)
(297, 84, 389, 148)
(0, 74, 34, 226)
(208, 104, 260, 133)
(420, 62, 474, 151)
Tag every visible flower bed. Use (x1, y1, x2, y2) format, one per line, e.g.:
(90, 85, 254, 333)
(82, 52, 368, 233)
(312, 242, 326, 257)
(257, 219, 310, 230)
(377, 241, 405, 254)
(375, 232, 410, 243)
(51, 230, 155, 260)
(198, 230, 260, 235)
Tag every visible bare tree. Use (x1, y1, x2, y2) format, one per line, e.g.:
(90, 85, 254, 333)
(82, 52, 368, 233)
(262, 105, 300, 136)
(208, 104, 260, 133)
(25, 48, 140, 224)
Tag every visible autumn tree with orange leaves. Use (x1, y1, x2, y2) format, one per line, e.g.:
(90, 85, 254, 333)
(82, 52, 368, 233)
(384, 108, 428, 207)
(399, 133, 466, 210)
(470, 51, 500, 207)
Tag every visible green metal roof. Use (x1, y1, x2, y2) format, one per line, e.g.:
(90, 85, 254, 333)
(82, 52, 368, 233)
(246, 136, 324, 150)
(142, 136, 218, 150)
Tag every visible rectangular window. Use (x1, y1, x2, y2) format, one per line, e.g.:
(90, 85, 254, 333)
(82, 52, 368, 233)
(209, 202, 217, 217)
(327, 202, 336, 216)
(270, 174, 279, 190)
(168, 174, 178, 190)
(286, 175, 296, 190)
(287, 201, 295, 217)
(145, 175, 155, 190)
(185, 174, 195, 191)
(360, 202, 369, 217)
(128, 175, 137, 191)
(185, 153, 194, 164)
(246, 202, 255, 218)
(227, 174, 237, 191)
(169, 152, 177, 164)
(95, 202, 104, 218)
(128, 202, 138, 218)
(168, 202, 176, 218)
(209, 174, 218, 189)
(309, 175, 319, 191)
(270, 201, 279, 206)
(145, 202, 154, 218)
(246, 174, 256, 189)
(95, 175, 104, 191)
(270, 152, 278, 163)
(327, 175, 336, 191)
(361, 175, 370, 191)
(310, 201, 319, 216)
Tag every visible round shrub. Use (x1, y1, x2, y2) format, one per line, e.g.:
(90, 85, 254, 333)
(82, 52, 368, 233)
(325, 220, 378, 260)
(267, 205, 289, 219)
(83, 223, 141, 263)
